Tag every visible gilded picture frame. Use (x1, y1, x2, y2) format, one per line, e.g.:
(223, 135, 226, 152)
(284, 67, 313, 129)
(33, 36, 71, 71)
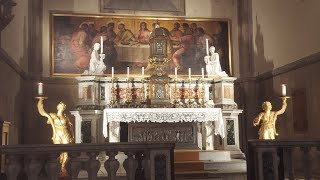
(51, 12, 232, 77)
(100, 0, 185, 16)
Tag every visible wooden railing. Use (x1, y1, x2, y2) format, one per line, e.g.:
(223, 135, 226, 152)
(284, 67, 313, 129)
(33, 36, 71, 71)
(0, 142, 175, 180)
(247, 139, 320, 180)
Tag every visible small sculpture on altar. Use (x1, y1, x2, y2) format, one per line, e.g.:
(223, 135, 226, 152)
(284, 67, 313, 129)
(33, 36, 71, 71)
(253, 97, 287, 140)
(83, 43, 106, 75)
(204, 46, 228, 77)
(37, 98, 74, 174)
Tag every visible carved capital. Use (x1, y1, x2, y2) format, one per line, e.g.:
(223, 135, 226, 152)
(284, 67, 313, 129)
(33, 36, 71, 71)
(0, 0, 17, 31)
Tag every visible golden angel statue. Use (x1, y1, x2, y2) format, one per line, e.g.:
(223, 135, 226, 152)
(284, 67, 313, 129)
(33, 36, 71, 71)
(253, 97, 287, 140)
(37, 97, 74, 174)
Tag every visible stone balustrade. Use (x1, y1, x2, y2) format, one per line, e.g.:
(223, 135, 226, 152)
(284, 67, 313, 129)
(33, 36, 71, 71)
(0, 142, 175, 180)
(247, 139, 320, 180)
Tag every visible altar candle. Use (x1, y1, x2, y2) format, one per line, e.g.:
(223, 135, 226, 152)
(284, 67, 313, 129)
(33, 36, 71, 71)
(111, 67, 114, 78)
(100, 36, 103, 54)
(127, 67, 130, 79)
(206, 39, 209, 56)
(201, 68, 204, 79)
(142, 67, 144, 78)
(175, 67, 177, 80)
(281, 84, 286, 96)
(188, 68, 191, 80)
(38, 82, 43, 96)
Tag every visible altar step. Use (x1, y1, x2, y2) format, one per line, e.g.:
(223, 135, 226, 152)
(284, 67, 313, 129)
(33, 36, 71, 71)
(174, 150, 247, 179)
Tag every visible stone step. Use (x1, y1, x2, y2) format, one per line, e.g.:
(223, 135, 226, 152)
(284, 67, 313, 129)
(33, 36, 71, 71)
(175, 159, 246, 172)
(175, 150, 231, 162)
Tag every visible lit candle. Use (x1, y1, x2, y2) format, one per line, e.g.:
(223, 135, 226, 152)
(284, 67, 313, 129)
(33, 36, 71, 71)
(100, 36, 103, 54)
(188, 68, 191, 80)
(281, 84, 286, 96)
(38, 82, 43, 96)
(111, 67, 114, 78)
(127, 67, 130, 79)
(175, 67, 177, 80)
(206, 39, 209, 56)
(142, 67, 144, 78)
(201, 68, 204, 79)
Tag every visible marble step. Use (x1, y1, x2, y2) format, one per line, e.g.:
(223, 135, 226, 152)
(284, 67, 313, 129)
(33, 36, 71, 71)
(175, 150, 231, 162)
(175, 159, 246, 172)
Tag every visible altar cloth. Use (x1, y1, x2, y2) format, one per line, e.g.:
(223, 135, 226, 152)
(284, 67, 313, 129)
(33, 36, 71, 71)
(103, 108, 224, 139)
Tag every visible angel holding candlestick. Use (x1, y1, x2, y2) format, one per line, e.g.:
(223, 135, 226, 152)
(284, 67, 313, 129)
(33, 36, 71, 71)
(37, 98, 74, 174)
(253, 97, 288, 140)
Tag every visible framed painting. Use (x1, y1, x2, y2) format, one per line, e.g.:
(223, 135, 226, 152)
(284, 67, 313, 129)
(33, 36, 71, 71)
(100, 0, 185, 16)
(51, 13, 232, 77)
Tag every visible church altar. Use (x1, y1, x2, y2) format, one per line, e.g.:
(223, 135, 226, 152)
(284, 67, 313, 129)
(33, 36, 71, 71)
(103, 108, 224, 149)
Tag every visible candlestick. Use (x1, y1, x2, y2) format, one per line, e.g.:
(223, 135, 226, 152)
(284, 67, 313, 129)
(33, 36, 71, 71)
(281, 84, 286, 96)
(38, 82, 43, 96)
(111, 67, 114, 78)
(201, 68, 204, 79)
(175, 67, 177, 80)
(188, 68, 191, 80)
(142, 67, 144, 78)
(100, 36, 103, 54)
(206, 39, 209, 56)
(127, 67, 130, 79)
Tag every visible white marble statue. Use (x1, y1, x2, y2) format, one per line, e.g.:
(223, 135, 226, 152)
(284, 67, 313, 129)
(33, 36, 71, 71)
(204, 46, 228, 77)
(83, 43, 106, 75)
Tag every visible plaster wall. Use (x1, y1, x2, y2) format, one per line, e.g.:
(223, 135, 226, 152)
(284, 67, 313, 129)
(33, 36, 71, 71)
(1, 0, 29, 72)
(41, 0, 239, 77)
(252, 0, 320, 75)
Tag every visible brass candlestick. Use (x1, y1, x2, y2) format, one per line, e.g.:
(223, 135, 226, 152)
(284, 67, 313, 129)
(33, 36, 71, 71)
(187, 78, 194, 107)
(125, 78, 132, 104)
(200, 78, 206, 107)
(140, 78, 146, 104)
(109, 78, 117, 106)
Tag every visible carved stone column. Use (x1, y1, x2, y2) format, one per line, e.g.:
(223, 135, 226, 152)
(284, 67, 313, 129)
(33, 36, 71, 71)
(123, 151, 138, 180)
(25, 155, 42, 180)
(6, 155, 21, 180)
(85, 152, 100, 180)
(69, 152, 82, 180)
(104, 151, 120, 180)
(44, 153, 60, 180)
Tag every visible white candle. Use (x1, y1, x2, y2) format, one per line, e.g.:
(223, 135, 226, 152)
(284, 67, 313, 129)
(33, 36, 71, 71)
(206, 39, 209, 56)
(201, 68, 204, 79)
(38, 82, 43, 96)
(100, 36, 103, 54)
(111, 67, 114, 78)
(127, 67, 130, 79)
(281, 84, 286, 96)
(142, 67, 144, 78)
(175, 67, 177, 80)
(188, 68, 191, 80)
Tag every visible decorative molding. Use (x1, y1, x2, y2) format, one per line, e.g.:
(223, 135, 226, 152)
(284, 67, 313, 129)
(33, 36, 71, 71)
(256, 52, 320, 81)
(0, 0, 17, 31)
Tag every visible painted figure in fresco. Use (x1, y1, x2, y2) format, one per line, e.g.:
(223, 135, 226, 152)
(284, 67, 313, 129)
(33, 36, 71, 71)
(71, 22, 90, 71)
(135, 21, 151, 44)
(88, 43, 106, 74)
(115, 23, 136, 45)
(204, 46, 228, 76)
(253, 97, 288, 140)
(37, 99, 74, 174)
(170, 22, 183, 45)
(194, 27, 213, 68)
(172, 28, 194, 70)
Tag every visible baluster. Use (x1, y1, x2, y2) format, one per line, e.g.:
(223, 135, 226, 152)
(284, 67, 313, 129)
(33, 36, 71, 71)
(123, 151, 138, 180)
(45, 153, 60, 180)
(300, 146, 312, 180)
(6, 155, 22, 180)
(25, 155, 42, 180)
(69, 152, 82, 180)
(104, 151, 119, 180)
(135, 151, 146, 180)
(85, 152, 100, 180)
(142, 150, 150, 179)
(284, 147, 294, 180)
